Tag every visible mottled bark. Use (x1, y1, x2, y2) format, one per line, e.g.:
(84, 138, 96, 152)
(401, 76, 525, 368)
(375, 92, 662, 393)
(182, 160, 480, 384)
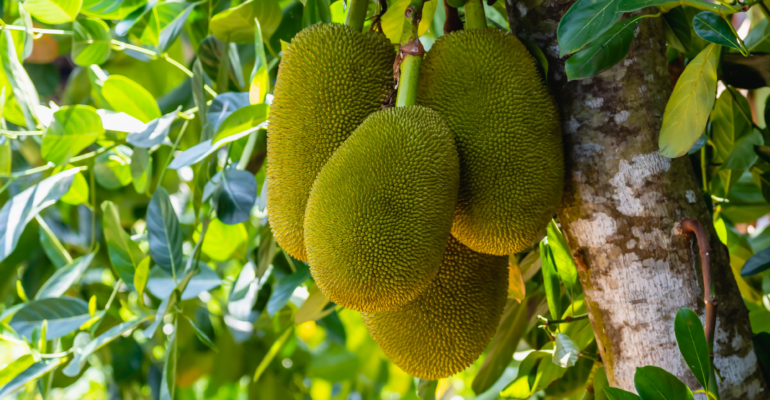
(506, 1, 769, 397)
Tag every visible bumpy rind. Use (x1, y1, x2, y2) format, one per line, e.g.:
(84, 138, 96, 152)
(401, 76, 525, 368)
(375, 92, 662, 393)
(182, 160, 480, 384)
(267, 23, 396, 262)
(305, 106, 460, 313)
(361, 235, 509, 380)
(417, 28, 564, 256)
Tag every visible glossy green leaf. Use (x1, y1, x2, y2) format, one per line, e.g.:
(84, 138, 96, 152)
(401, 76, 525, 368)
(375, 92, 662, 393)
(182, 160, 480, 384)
(634, 366, 695, 400)
(207, 92, 251, 131)
(115, 0, 157, 36)
(80, 0, 140, 19)
(267, 263, 310, 316)
(127, 106, 180, 148)
(659, 44, 719, 158)
(73, 17, 112, 66)
(553, 332, 579, 367)
(192, 59, 208, 127)
(9, 297, 89, 340)
(168, 128, 255, 170)
(41, 105, 104, 165)
(663, 6, 707, 59)
(0, 355, 35, 388)
(193, 218, 247, 262)
(146, 263, 222, 300)
(35, 252, 95, 299)
(546, 220, 580, 299)
(37, 216, 73, 268)
(102, 200, 144, 288)
(674, 308, 711, 391)
(211, 0, 282, 44)
(23, 0, 82, 24)
(94, 147, 133, 189)
(380, 0, 435, 44)
(722, 130, 763, 170)
(0, 168, 79, 263)
(130, 147, 152, 194)
(540, 240, 562, 320)
(147, 187, 184, 277)
(63, 317, 148, 377)
(557, 0, 622, 56)
(566, 15, 643, 81)
(212, 104, 269, 143)
(215, 168, 257, 225)
(618, 0, 669, 11)
(16, 6, 34, 61)
(1, 30, 40, 129)
(693, 11, 743, 52)
(185, 315, 218, 352)
(604, 387, 642, 400)
(472, 298, 532, 394)
(102, 75, 161, 123)
(712, 88, 755, 168)
(743, 17, 770, 53)
(134, 256, 151, 299)
(500, 349, 567, 398)
(741, 246, 770, 276)
(141, 2, 198, 52)
(0, 358, 67, 399)
(53, 165, 89, 205)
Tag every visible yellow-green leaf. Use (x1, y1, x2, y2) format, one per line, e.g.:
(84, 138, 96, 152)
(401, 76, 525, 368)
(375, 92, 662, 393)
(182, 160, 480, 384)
(135, 256, 151, 299)
(102, 75, 161, 123)
(23, 0, 82, 24)
(659, 44, 719, 158)
(88, 295, 97, 316)
(249, 66, 268, 105)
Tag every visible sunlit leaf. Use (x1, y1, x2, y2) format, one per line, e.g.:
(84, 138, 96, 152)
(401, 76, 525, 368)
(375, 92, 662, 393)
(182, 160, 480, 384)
(249, 67, 269, 105)
(693, 11, 744, 52)
(507, 260, 526, 302)
(295, 285, 332, 324)
(141, 1, 198, 52)
(212, 104, 269, 142)
(23, 0, 82, 24)
(674, 308, 711, 391)
(540, 240, 561, 320)
(73, 17, 112, 66)
(500, 349, 567, 398)
(127, 106, 180, 148)
(193, 218, 247, 262)
(0, 355, 35, 388)
(546, 220, 580, 299)
(1, 29, 40, 129)
(94, 146, 133, 189)
(35, 252, 95, 299)
(10, 297, 90, 340)
(131, 147, 152, 194)
(634, 366, 695, 400)
(553, 333, 579, 367)
(147, 187, 184, 277)
(102, 200, 144, 288)
(63, 317, 148, 377)
(604, 387, 642, 400)
(41, 105, 104, 165)
(267, 263, 310, 316)
(211, 0, 282, 44)
(0, 358, 67, 399)
(659, 44, 719, 158)
(146, 263, 222, 300)
(557, 0, 622, 56)
(37, 216, 72, 268)
(381, 0, 436, 44)
(102, 75, 161, 123)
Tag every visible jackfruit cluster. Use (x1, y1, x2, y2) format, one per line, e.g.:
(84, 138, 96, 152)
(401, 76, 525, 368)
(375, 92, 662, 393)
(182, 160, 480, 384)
(266, 19, 561, 381)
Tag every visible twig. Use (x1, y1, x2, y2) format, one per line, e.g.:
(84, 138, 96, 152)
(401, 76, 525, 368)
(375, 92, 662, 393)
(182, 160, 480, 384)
(681, 218, 718, 361)
(540, 313, 589, 326)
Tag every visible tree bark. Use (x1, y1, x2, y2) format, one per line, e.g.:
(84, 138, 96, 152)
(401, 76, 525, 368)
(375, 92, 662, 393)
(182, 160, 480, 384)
(506, 2, 770, 398)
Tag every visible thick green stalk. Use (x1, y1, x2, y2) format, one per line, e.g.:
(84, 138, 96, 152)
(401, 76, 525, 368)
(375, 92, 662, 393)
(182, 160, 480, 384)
(464, 0, 487, 30)
(395, 0, 426, 107)
(345, 0, 370, 32)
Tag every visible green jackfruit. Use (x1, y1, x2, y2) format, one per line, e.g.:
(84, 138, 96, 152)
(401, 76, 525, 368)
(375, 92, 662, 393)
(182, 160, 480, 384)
(417, 28, 563, 256)
(267, 23, 395, 262)
(304, 106, 460, 313)
(362, 235, 508, 380)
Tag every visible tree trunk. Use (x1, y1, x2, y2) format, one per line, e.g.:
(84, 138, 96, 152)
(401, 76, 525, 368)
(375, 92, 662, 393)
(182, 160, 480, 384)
(506, 2, 769, 398)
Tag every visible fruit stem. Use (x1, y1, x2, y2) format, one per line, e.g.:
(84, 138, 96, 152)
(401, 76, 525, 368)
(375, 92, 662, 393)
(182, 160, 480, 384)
(395, 0, 427, 107)
(464, 0, 487, 29)
(345, 0, 370, 32)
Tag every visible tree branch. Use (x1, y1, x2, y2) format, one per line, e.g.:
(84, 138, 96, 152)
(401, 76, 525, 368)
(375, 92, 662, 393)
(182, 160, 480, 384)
(681, 218, 718, 360)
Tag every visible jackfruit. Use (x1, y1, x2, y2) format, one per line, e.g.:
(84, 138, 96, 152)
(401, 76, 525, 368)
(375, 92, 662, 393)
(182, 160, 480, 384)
(362, 235, 508, 380)
(304, 106, 460, 313)
(267, 23, 395, 262)
(417, 28, 563, 256)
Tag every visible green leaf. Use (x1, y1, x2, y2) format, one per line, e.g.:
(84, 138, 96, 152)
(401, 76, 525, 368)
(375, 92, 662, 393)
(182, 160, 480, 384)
(168, 128, 255, 170)
(712, 88, 755, 166)
(540, 240, 562, 320)
(35, 252, 95, 299)
(0, 168, 79, 263)
(472, 298, 532, 394)
(634, 366, 695, 400)
(0, 30, 39, 129)
(693, 11, 743, 52)
(23, 0, 82, 24)
(253, 327, 293, 381)
(193, 218, 247, 262)
(659, 44, 719, 158)
(379, 0, 433, 44)
(192, 59, 208, 127)
(141, 2, 198, 52)
(663, 6, 708, 60)
(294, 285, 332, 324)
(9, 297, 90, 340)
(618, 0, 669, 12)
(37, 216, 73, 268)
(207, 92, 251, 131)
(102, 75, 161, 123)
(131, 147, 152, 194)
(184, 315, 218, 352)
(134, 256, 151, 299)
(546, 220, 580, 299)
(41, 105, 104, 165)
(674, 308, 711, 392)
(52, 165, 89, 205)
(0, 138, 10, 176)
(604, 387, 642, 400)
(722, 130, 763, 170)
(741, 246, 770, 276)
(755, 332, 770, 378)
(147, 187, 184, 277)
(594, 366, 610, 400)
(557, 0, 622, 56)
(500, 349, 567, 398)
(0, 358, 67, 399)
(160, 329, 177, 400)
(257, 223, 276, 278)
(743, 17, 770, 53)
(215, 169, 257, 225)
(267, 263, 310, 316)
(417, 379, 438, 399)
(72, 17, 112, 66)
(0, 355, 35, 388)
(16, 6, 34, 61)
(80, 0, 140, 19)
(63, 317, 148, 377)
(115, 0, 157, 36)
(212, 104, 269, 142)
(210, 0, 282, 44)
(553, 332, 579, 367)
(94, 147, 133, 189)
(146, 263, 221, 300)
(102, 200, 144, 288)
(566, 15, 643, 81)
(127, 106, 180, 148)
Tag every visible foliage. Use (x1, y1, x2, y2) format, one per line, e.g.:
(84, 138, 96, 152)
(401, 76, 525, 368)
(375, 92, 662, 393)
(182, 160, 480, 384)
(0, 0, 767, 399)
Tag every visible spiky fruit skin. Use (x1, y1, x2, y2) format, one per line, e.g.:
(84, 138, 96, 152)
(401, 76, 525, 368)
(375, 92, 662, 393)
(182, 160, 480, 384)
(362, 235, 508, 380)
(305, 106, 460, 313)
(417, 28, 564, 256)
(267, 23, 395, 262)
